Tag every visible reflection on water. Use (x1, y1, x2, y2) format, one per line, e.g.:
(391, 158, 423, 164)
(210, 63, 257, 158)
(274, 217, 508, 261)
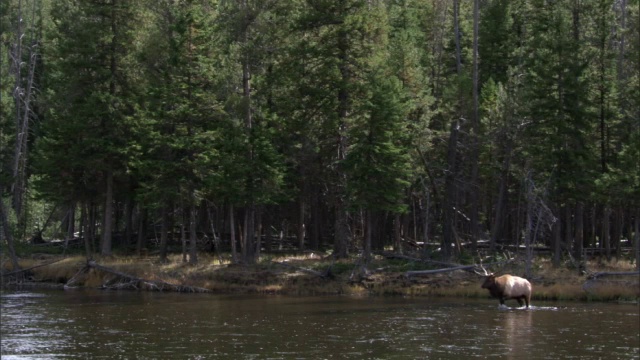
(503, 308, 533, 359)
(1, 289, 638, 359)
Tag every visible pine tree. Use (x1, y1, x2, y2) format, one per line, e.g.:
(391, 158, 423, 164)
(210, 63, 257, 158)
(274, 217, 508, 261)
(1, 0, 47, 241)
(215, 0, 286, 263)
(479, 0, 515, 87)
(525, 0, 594, 262)
(137, 0, 224, 264)
(283, 0, 398, 258)
(385, 0, 435, 253)
(35, 0, 142, 256)
(345, 70, 411, 261)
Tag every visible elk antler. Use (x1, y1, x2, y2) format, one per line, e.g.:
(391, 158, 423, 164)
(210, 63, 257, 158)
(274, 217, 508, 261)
(473, 261, 492, 277)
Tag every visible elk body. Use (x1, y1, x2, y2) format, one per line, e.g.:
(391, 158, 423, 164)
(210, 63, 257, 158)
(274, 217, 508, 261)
(481, 274, 532, 308)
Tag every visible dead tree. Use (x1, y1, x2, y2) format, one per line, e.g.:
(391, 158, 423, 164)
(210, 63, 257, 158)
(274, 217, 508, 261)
(0, 187, 22, 276)
(523, 171, 556, 278)
(10, 0, 42, 231)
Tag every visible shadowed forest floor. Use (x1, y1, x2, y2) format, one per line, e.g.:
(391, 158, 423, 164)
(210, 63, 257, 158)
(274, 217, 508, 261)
(2, 252, 639, 303)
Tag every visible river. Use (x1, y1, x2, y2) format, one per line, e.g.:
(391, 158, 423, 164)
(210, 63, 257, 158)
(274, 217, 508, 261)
(1, 289, 638, 359)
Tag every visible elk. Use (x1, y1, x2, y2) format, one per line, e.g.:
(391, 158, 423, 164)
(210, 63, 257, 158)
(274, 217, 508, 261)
(475, 265, 532, 309)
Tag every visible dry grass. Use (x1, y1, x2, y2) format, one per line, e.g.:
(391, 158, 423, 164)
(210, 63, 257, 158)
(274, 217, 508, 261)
(22, 256, 86, 283)
(3, 253, 638, 302)
(530, 258, 640, 301)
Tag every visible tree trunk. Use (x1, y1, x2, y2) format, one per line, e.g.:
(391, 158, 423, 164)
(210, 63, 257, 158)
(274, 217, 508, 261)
(181, 213, 187, 263)
(159, 205, 170, 262)
(241, 5, 256, 264)
(81, 203, 92, 260)
(124, 196, 134, 247)
(603, 206, 611, 260)
(79, 203, 85, 240)
(421, 190, 430, 258)
(11, 0, 24, 219)
(563, 205, 572, 259)
(552, 210, 562, 267)
(613, 207, 623, 259)
(442, 119, 459, 259)
(490, 140, 513, 251)
(136, 207, 147, 257)
(63, 203, 76, 255)
(101, 171, 114, 256)
(255, 207, 262, 258)
(412, 199, 418, 242)
(574, 202, 584, 265)
(0, 186, 21, 272)
(89, 203, 97, 257)
(589, 204, 597, 248)
(468, 0, 480, 254)
(310, 192, 320, 250)
(394, 213, 402, 254)
(334, 205, 350, 258)
(524, 191, 534, 279)
(243, 206, 256, 264)
(189, 202, 198, 265)
(634, 208, 639, 271)
(331, 27, 351, 259)
(67, 203, 76, 241)
(298, 198, 305, 251)
(264, 207, 272, 253)
(11, 0, 39, 228)
(229, 204, 237, 263)
(363, 209, 372, 264)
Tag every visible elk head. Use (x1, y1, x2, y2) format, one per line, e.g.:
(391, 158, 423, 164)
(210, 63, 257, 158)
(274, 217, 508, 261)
(473, 264, 496, 289)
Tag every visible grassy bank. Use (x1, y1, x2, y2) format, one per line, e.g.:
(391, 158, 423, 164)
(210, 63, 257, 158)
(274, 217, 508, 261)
(2, 252, 639, 303)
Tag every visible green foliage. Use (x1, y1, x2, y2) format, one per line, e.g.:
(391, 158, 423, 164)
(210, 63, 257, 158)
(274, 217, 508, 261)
(479, 0, 518, 86)
(2, 0, 637, 261)
(134, 0, 226, 208)
(35, 0, 143, 203)
(345, 72, 411, 213)
(524, 0, 596, 200)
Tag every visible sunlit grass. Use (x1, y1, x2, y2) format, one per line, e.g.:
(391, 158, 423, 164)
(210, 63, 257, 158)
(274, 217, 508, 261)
(534, 284, 587, 301)
(3, 251, 638, 301)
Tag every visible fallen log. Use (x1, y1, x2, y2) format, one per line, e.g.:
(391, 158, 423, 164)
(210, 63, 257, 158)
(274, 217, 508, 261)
(405, 264, 479, 277)
(378, 252, 463, 268)
(404, 259, 515, 278)
(271, 261, 334, 279)
(583, 271, 640, 295)
(64, 265, 90, 289)
(86, 260, 210, 293)
(1, 258, 67, 278)
(587, 270, 640, 280)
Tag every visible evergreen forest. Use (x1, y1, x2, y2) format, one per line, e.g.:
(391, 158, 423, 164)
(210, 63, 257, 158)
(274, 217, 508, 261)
(1, 0, 639, 268)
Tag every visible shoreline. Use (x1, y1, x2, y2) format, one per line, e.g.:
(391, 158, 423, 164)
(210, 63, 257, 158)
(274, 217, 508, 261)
(2, 253, 639, 303)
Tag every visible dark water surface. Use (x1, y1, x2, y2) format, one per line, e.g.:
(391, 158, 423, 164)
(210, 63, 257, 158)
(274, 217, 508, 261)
(1, 289, 638, 359)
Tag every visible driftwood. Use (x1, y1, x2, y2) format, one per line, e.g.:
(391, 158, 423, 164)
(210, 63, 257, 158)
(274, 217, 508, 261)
(405, 264, 480, 277)
(271, 261, 334, 279)
(1, 258, 67, 278)
(64, 266, 89, 288)
(583, 271, 640, 295)
(404, 258, 515, 278)
(587, 270, 640, 280)
(86, 260, 210, 293)
(379, 252, 465, 268)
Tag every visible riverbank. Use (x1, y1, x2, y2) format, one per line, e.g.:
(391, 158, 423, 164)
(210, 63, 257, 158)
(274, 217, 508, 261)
(2, 252, 639, 302)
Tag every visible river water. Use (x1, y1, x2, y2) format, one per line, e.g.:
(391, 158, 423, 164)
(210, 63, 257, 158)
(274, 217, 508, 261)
(1, 289, 638, 359)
